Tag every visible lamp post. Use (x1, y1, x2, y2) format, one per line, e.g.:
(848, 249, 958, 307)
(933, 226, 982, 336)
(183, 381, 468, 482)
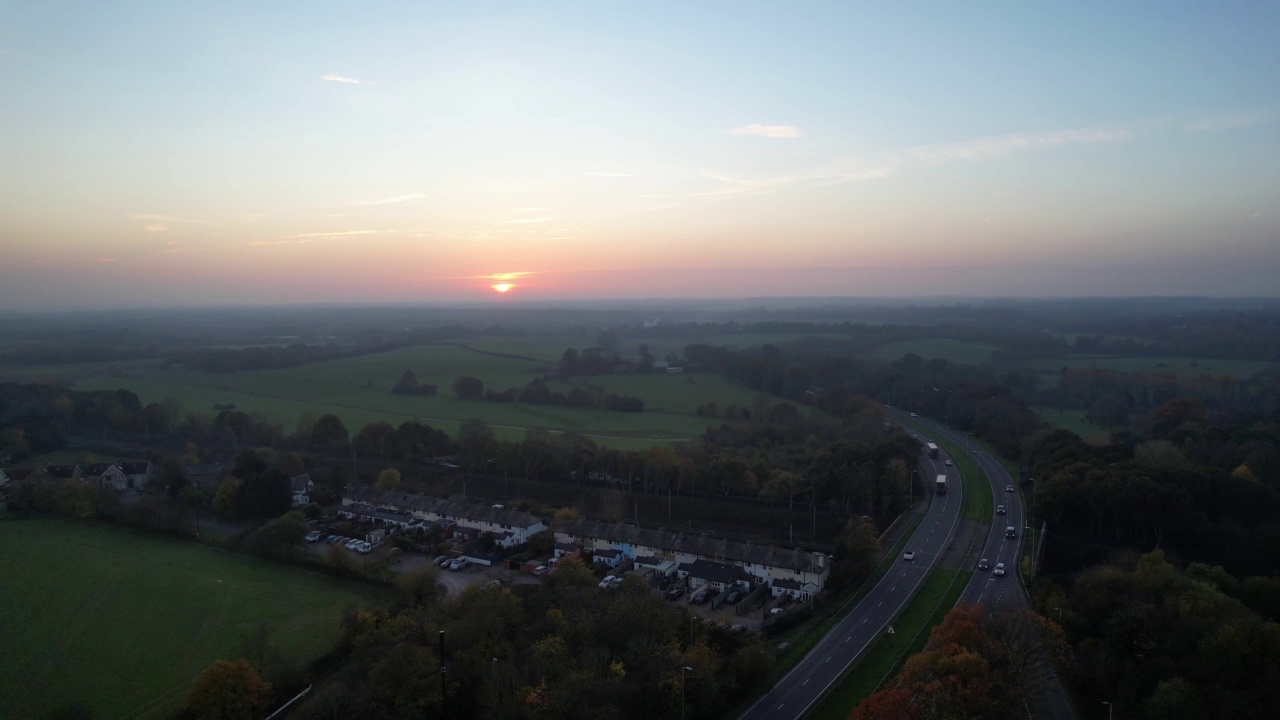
(1102, 701, 1113, 720)
(681, 666, 693, 719)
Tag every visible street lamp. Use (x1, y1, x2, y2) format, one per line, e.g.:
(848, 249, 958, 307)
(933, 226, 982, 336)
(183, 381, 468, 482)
(1102, 701, 1113, 720)
(681, 666, 694, 719)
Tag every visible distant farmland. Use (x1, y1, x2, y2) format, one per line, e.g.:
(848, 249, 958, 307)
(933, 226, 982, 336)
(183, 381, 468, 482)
(864, 338, 1000, 364)
(0, 518, 388, 720)
(16, 341, 800, 447)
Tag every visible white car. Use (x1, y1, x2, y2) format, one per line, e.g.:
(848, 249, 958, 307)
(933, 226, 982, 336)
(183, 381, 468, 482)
(304, 531, 322, 543)
(598, 574, 618, 589)
(996, 505, 1006, 515)
(1006, 484, 1015, 493)
(345, 539, 361, 550)
(533, 565, 549, 576)
(356, 541, 372, 554)
(449, 558, 468, 571)
(944, 460, 952, 466)
(994, 562, 1007, 577)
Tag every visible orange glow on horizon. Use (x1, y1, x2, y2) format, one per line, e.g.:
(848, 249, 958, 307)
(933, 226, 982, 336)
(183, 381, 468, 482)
(491, 283, 513, 293)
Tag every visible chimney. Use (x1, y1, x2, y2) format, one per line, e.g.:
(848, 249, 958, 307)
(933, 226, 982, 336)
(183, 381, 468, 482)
(814, 551, 825, 568)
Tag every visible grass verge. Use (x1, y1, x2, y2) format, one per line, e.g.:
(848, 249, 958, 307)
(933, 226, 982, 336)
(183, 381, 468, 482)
(808, 568, 972, 720)
(898, 417, 991, 523)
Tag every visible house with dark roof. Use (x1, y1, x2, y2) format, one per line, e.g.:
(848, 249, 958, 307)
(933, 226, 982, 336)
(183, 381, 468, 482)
(290, 473, 314, 506)
(553, 540, 581, 561)
(343, 487, 547, 548)
(770, 577, 820, 601)
(593, 547, 624, 568)
(117, 461, 152, 489)
(185, 464, 225, 487)
(45, 464, 82, 482)
(678, 559, 753, 592)
(554, 518, 831, 592)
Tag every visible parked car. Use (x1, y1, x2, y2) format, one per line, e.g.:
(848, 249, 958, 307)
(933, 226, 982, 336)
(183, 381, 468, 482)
(978, 558, 990, 571)
(910, 412, 918, 417)
(994, 562, 1007, 577)
(996, 505, 1006, 515)
(304, 531, 322, 543)
(902, 550, 916, 561)
(666, 587, 685, 601)
(356, 542, 372, 554)
(345, 539, 361, 549)
(769, 607, 784, 616)
(691, 591, 708, 605)
(725, 590, 741, 604)
(598, 574, 618, 589)
(433, 555, 450, 567)
(326, 535, 339, 544)
(731, 624, 747, 634)
(533, 565, 549, 576)
(449, 558, 468, 571)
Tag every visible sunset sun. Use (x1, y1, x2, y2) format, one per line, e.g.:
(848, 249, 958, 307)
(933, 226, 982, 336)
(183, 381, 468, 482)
(491, 283, 513, 293)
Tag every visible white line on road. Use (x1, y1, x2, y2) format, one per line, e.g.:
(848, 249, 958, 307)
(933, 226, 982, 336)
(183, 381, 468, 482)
(825, 656, 831, 663)
(802, 679, 809, 686)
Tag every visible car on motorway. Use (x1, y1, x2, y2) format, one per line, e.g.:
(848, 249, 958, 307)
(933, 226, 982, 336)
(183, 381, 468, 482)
(944, 459, 952, 466)
(910, 412, 918, 417)
(993, 562, 1007, 577)
(1005, 526, 1017, 538)
(305, 530, 322, 542)
(977, 558, 990, 570)
(996, 505, 1006, 515)
(902, 550, 916, 561)
(1006, 484, 1014, 492)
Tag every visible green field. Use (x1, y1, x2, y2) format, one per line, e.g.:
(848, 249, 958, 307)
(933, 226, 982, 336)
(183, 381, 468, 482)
(810, 568, 971, 720)
(864, 338, 1000, 365)
(0, 342, 801, 448)
(0, 518, 388, 720)
(1021, 355, 1272, 379)
(1039, 407, 1109, 441)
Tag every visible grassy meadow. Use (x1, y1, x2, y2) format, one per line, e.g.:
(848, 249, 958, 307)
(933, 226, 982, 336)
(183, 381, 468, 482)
(0, 517, 388, 720)
(9, 340, 802, 448)
(864, 338, 1001, 365)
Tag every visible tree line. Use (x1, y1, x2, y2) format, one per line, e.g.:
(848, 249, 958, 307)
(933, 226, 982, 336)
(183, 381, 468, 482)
(450, 375, 645, 412)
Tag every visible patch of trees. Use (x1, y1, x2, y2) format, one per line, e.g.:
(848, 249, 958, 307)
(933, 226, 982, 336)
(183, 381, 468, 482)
(558, 346, 626, 375)
(853, 604, 1071, 720)
(390, 369, 437, 395)
(0, 343, 159, 366)
(213, 451, 293, 519)
(1027, 401, 1280, 578)
(162, 342, 399, 374)
(451, 375, 646, 413)
(281, 557, 773, 720)
(1041, 551, 1280, 720)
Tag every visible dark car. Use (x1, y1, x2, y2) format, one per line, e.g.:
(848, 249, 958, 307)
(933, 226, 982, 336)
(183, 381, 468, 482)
(666, 587, 685, 601)
(996, 505, 1006, 515)
(978, 558, 990, 571)
(725, 590, 742, 604)
(691, 591, 708, 605)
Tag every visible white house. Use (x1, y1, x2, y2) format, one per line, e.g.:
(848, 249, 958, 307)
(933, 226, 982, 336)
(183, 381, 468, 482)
(290, 473, 315, 506)
(117, 461, 153, 490)
(554, 518, 831, 592)
(343, 487, 547, 548)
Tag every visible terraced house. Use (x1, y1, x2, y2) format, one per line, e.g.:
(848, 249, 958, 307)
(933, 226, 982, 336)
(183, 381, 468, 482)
(554, 518, 830, 595)
(342, 486, 547, 548)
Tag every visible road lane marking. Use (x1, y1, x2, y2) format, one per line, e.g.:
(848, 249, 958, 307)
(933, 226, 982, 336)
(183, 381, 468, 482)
(825, 656, 831, 663)
(802, 679, 809, 686)
(845, 636, 851, 642)
(777, 704, 785, 710)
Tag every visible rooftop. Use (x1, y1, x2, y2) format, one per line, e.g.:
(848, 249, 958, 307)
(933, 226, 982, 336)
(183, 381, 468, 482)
(558, 518, 826, 574)
(345, 486, 544, 529)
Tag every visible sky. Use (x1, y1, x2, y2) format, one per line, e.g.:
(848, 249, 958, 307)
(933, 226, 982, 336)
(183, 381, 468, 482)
(2, 1, 1278, 309)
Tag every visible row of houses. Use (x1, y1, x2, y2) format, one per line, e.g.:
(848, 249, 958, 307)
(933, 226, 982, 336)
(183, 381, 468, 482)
(341, 486, 547, 548)
(4, 461, 154, 491)
(553, 518, 829, 601)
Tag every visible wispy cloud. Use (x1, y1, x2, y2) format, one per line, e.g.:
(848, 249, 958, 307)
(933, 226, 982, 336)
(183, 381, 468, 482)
(1184, 110, 1279, 133)
(585, 172, 633, 177)
(352, 193, 425, 206)
(512, 207, 550, 212)
(286, 229, 384, 239)
(484, 271, 534, 281)
(145, 223, 171, 233)
(131, 213, 198, 223)
(908, 126, 1132, 163)
(498, 217, 553, 224)
(727, 123, 803, 139)
(323, 73, 369, 85)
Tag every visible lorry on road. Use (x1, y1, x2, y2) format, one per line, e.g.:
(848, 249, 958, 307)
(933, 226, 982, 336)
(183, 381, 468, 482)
(936, 474, 948, 495)
(926, 442, 939, 459)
